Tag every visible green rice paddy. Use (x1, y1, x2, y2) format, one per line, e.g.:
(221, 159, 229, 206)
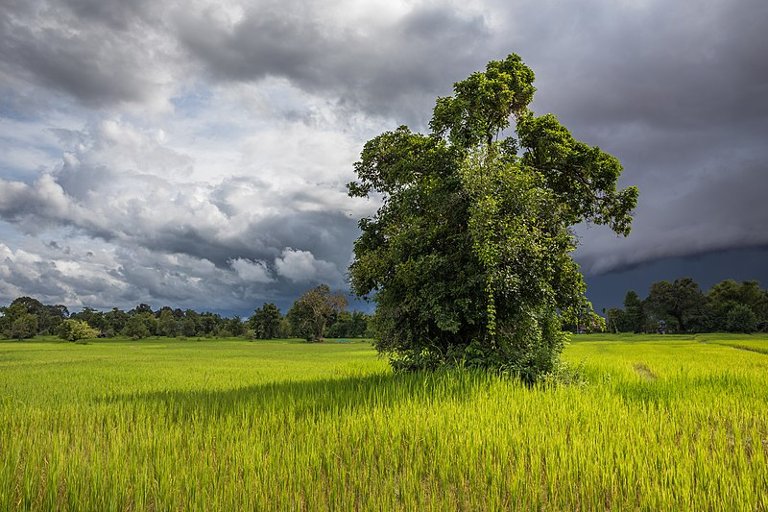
(2, 334, 767, 510)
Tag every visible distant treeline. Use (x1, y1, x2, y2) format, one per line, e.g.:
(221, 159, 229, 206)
(0, 285, 373, 341)
(606, 278, 768, 334)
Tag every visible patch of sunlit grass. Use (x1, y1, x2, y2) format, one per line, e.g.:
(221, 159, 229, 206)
(1, 335, 766, 509)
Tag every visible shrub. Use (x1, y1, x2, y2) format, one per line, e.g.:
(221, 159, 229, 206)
(726, 304, 757, 333)
(58, 319, 99, 342)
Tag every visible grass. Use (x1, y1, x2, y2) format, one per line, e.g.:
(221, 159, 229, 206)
(1, 334, 767, 510)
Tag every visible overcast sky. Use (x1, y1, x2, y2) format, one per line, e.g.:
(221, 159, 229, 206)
(1, 0, 766, 314)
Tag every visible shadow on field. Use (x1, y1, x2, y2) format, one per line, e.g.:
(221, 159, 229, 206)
(102, 371, 494, 422)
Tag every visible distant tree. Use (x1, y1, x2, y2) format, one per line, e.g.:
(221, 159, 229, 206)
(131, 303, 154, 316)
(278, 317, 292, 338)
(71, 307, 108, 335)
(327, 311, 353, 338)
(288, 285, 348, 342)
(645, 278, 707, 333)
(157, 309, 180, 337)
(214, 326, 233, 338)
(562, 302, 603, 334)
(349, 311, 369, 337)
(2, 297, 48, 336)
(123, 315, 150, 339)
(623, 291, 646, 333)
(224, 316, 245, 337)
(725, 304, 758, 333)
(7, 297, 45, 317)
(10, 313, 38, 340)
(180, 316, 197, 337)
(197, 313, 222, 337)
(249, 303, 282, 339)
(708, 280, 766, 331)
(58, 319, 99, 342)
(182, 310, 199, 336)
(709, 280, 763, 310)
(327, 310, 371, 338)
(103, 308, 129, 337)
(0, 311, 8, 336)
(605, 308, 626, 333)
(41, 304, 69, 334)
(759, 290, 768, 332)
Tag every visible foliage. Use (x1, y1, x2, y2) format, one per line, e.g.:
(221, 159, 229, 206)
(223, 316, 246, 337)
(644, 278, 708, 333)
(58, 319, 99, 342)
(287, 285, 348, 341)
(348, 54, 637, 380)
(157, 308, 180, 337)
(10, 313, 38, 340)
(605, 308, 625, 334)
(623, 290, 646, 333)
(0, 296, 68, 337)
(249, 303, 283, 339)
(561, 303, 605, 334)
(609, 278, 768, 333)
(122, 315, 151, 340)
(725, 303, 757, 333)
(708, 280, 767, 331)
(0, 300, 257, 341)
(326, 311, 370, 338)
(0, 297, 373, 342)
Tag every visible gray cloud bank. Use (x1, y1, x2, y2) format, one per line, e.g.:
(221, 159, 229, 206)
(0, 0, 766, 311)
(0, 119, 357, 311)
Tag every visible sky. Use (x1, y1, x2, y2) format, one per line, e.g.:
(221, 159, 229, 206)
(0, 0, 767, 315)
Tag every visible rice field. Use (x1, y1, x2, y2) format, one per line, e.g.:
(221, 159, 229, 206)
(1, 334, 767, 510)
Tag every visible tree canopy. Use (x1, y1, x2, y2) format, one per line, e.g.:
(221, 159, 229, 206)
(609, 278, 768, 334)
(58, 319, 99, 342)
(287, 285, 348, 342)
(348, 54, 637, 381)
(0, 290, 371, 342)
(249, 303, 283, 339)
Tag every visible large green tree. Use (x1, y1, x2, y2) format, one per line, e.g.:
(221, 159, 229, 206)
(348, 54, 637, 381)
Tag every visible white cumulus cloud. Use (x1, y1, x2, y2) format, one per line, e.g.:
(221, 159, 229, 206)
(229, 258, 273, 283)
(275, 248, 343, 285)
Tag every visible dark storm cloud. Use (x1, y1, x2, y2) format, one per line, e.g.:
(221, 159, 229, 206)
(576, 158, 768, 275)
(176, 2, 490, 122)
(533, 0, 768, 128)
(128, 209, 357, 272)
(0, 0, 172, 107)
(58, 0, 155, 29)
(520, 0, 768, 159)
(174, 0, 768, 273)
(478, 0, 768, 275)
